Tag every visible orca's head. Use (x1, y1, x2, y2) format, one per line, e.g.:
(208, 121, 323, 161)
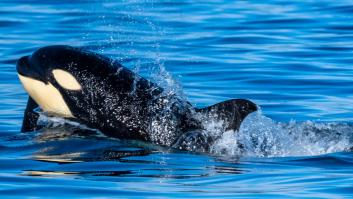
(16, 45, 121, 119)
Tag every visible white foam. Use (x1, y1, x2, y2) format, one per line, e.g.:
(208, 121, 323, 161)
(210, 112, 352, 157)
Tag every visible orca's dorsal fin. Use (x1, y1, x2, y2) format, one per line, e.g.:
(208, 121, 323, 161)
(195, 99, 258, 131)
(21, 96, 40, 132)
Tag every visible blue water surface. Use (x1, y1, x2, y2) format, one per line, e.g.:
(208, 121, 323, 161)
(1, 0, 353, 198)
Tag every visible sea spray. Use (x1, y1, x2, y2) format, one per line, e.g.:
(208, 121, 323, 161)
(211, 111, 353, 157)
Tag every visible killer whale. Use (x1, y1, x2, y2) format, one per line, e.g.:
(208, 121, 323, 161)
(17, 45, 257, 147)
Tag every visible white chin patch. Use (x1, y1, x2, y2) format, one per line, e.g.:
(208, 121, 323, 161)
(52, 69, 82, 91)
(18, 74, 74, 118)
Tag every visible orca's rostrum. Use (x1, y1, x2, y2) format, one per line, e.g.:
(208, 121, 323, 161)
(17, 45, 257, 148)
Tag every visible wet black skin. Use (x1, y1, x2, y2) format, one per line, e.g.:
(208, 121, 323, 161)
(17, 45, 257, 147)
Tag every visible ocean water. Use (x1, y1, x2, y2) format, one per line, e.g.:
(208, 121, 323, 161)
(1, 0, 353, 198)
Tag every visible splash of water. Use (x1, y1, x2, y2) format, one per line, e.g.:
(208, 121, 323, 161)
(210, 111, 353, 157)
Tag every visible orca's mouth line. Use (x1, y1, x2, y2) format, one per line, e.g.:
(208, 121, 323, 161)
(16, 56, 31, 76)
(16, 56, 46, 83)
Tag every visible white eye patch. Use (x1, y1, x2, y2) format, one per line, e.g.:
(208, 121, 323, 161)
(52, 69, 82, 90)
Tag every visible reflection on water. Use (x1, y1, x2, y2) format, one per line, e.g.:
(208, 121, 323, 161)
(11, 125, 245, 181)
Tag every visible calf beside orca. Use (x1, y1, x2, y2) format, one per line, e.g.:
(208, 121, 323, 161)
(17, 45, 257, 148)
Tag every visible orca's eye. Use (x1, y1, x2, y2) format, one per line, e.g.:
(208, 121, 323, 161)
(52, 69, 82, 90)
